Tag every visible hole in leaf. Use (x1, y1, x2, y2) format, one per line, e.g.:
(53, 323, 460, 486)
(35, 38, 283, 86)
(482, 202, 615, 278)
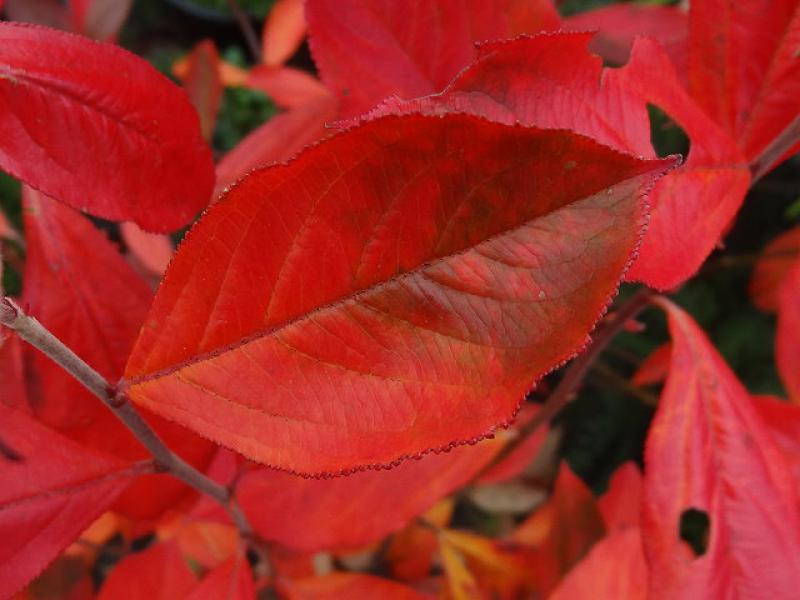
(679, 507, 710, 557)
(648, 104, 690, 160)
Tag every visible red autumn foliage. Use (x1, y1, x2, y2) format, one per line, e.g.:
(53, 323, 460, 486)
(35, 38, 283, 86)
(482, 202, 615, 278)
(1, 0, 799, 598)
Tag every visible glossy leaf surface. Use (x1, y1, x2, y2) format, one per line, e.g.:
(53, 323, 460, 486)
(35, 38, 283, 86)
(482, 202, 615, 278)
(237, 440, 499, 551)
(0, 404, 143, 599)
(0, 22, 214, 231)
(644, 298, 800, 598)
(125, 113, 672, 474)
(306, 0, 560, 118)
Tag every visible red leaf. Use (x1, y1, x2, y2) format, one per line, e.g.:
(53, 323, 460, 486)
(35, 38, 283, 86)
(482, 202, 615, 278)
(186, 554, 255, 600)
(0, 404, 145, 599)
(181, 39, 223, 142)
(749, 226, 800, 312)
(631, 342, 671, 387)
(688, 0, 800, 170)
(20, 188, 214, 520)
(598, 461, 642, 531)
(124, 113, 673, 475)
(0, 22, 214, 232)
(97, 542, 196, 600)
(306, 0, 560, 118)
(753, 395, 800, 486)
(236, 440, 499, 551)
(278, 573, 429, 600)
(548, 528, 647, 600)
(777, 259, 800, 404)
(564, 4, 688, 69)
(246, 66, 332, 110)
(616, 38, 751, 289)
(261, 0, 306, 67)
(213, 95, 337, 198)
(644, 298, 800, 598)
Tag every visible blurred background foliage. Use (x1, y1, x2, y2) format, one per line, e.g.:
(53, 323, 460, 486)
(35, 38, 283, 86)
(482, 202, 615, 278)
(0, 0, 797, 507)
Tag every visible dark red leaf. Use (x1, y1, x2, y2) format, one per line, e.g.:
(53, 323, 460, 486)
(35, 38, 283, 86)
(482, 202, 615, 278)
(124, 113, 673, 475)
(0, 22, 214, 232)
(644, 298, 800, 598)
(306, 0, 560, 118)
(68, 0, 133, 41)
(97, 542, 196, 600)
(0, 404, 145, 599)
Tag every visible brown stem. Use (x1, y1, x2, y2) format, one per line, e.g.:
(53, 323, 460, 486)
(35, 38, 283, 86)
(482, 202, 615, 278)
(0, 297, 255, 541)
(226, 0, 262, 62)
(472, 287, 655, 480)
(750, 113, 800, 182)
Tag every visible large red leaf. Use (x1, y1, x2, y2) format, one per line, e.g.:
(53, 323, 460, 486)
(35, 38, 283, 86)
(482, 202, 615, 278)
(0, 404, 145, 599)
(306, 0, 560, 118)
(123, 113, 673, 475)
(237, 439, 499, 551)
(777, 259, 800, 404)
(643, 298, 800, 598)
(19, 188, 214, 519)
(688, 0, 800, 169)
(97, 541, 196, 600)
(548, 528, 647, 600)
(0, 22, 214, 232)
(355, 32, 749, 290)
(278, 573, 429, 600)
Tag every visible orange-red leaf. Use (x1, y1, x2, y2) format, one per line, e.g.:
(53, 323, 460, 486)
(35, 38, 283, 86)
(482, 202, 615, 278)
(97, 542, 196, 600)
(262, 0, 306, 67)
(688, 0, 800, 170)
(124, 113, 672, 475)
(777, 259, 800, 404)
(749, 226, 800, 312)
(278, 573, 429, 600)
(549, 528, 647, 600)
(236, 440, 499, 551)
(306, 0, 560, 118)
(181, 39, 223, 142)
(0, 22, 214, 232)
(246, 66, 331, 110)
(644, 298, 800, 598)
(631, 343, 671, 387)
(0, 404, 144, 599)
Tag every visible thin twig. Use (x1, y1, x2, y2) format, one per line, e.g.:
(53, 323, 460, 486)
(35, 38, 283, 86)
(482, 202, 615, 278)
(471, 287, 655, 481)
(0, 297, 255, 542)
(226, 0, 262, 62)
(589, 361, 659, 406)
